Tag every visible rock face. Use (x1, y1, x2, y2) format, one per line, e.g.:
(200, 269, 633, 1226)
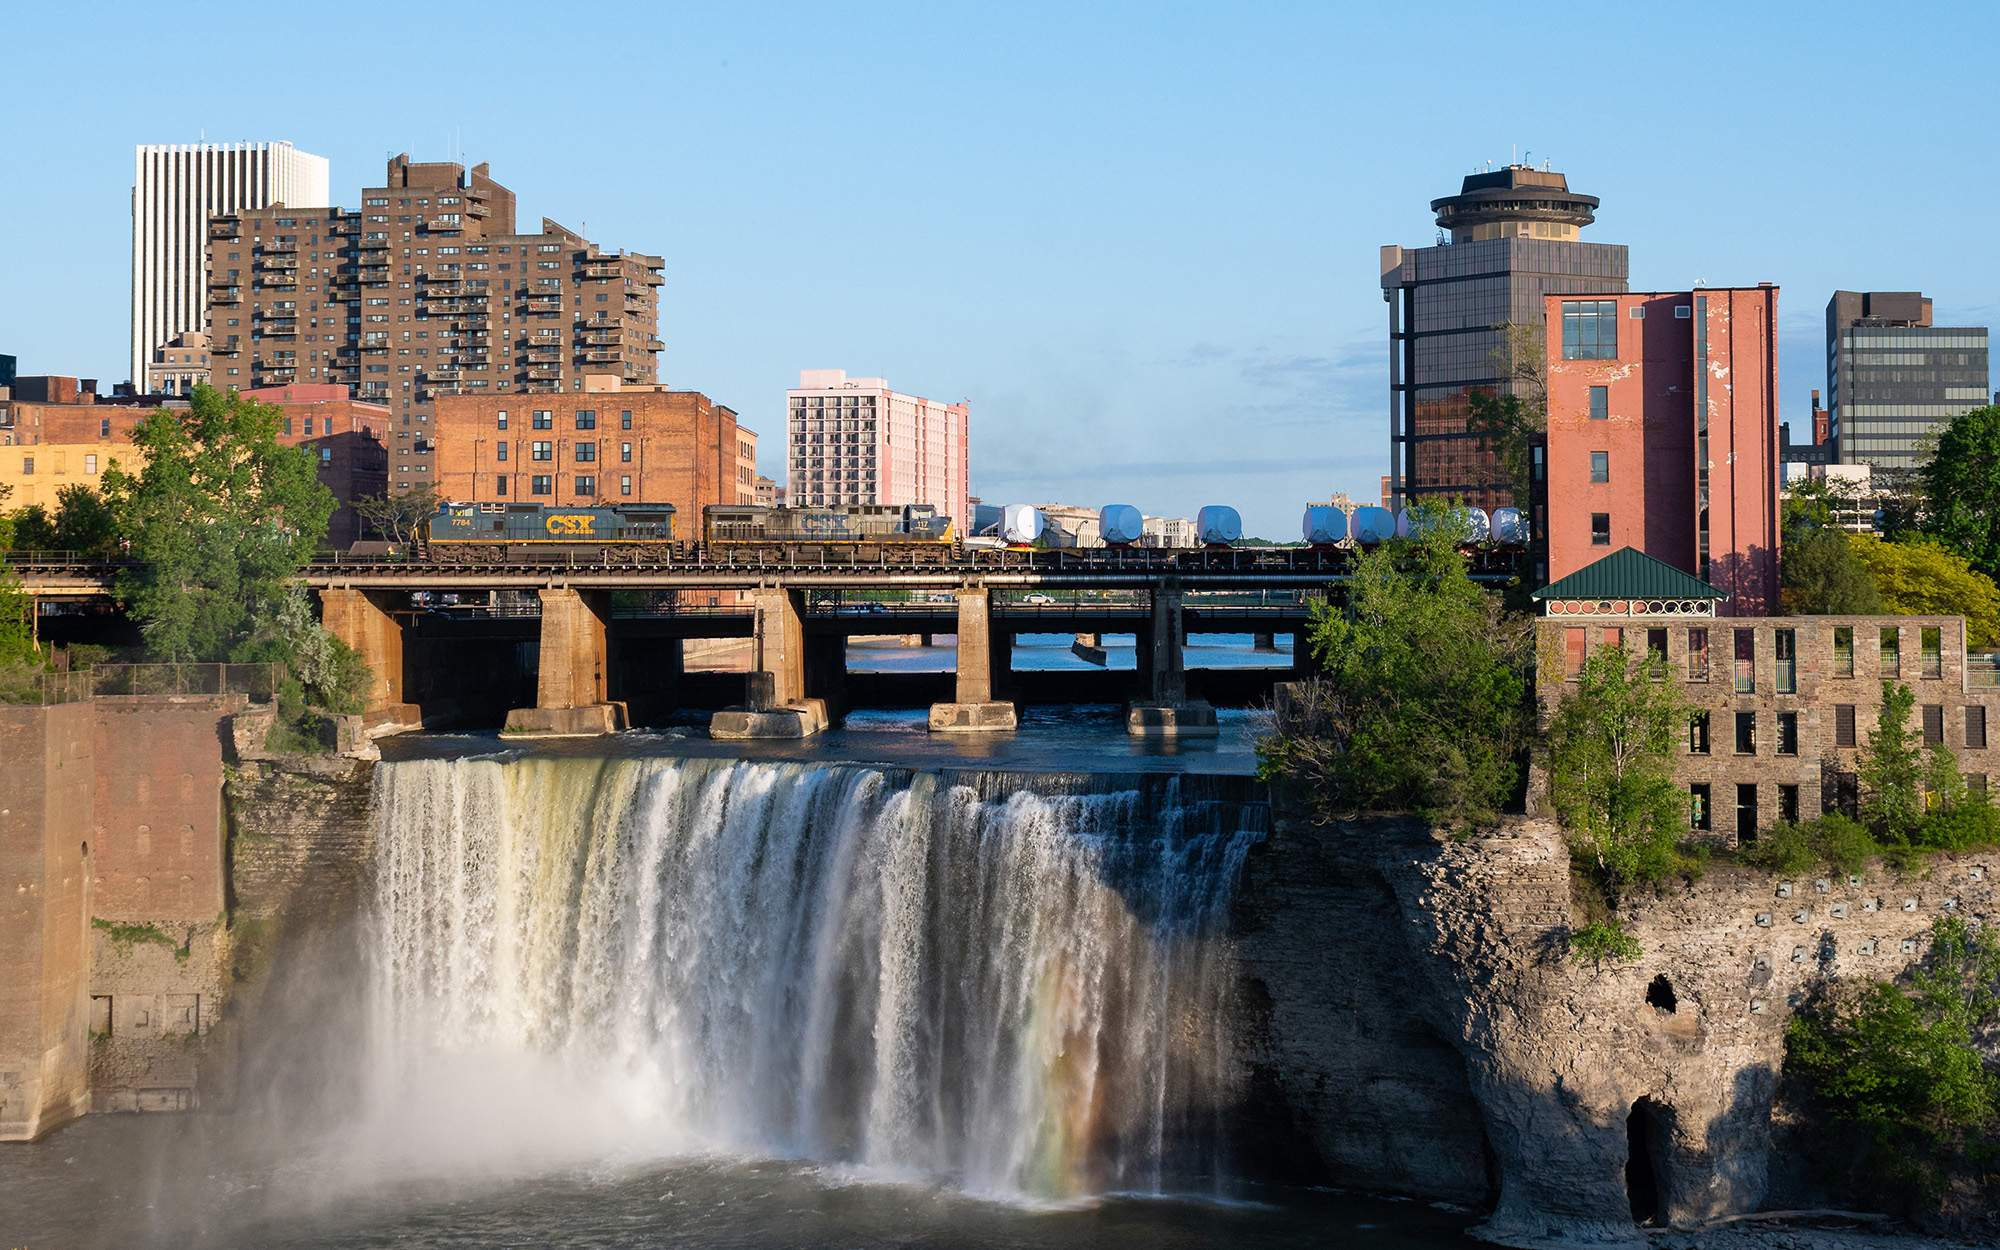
(1233, 813, 1999, 1247)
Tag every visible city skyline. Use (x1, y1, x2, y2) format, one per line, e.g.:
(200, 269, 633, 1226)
(4, 2, 1999, 537)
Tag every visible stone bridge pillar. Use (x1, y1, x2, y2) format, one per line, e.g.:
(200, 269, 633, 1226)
(711, 586, 827, 738)
(1128, 580, 1216, 738)
(930, 585, 1016, 731)
(503, 588, 626, 736)
(318, 587, 421, 733)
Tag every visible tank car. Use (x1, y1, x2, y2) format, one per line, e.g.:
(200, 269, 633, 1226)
(1001, 504, 1044, 546)
(1098, 504, 1145, 547)
(1196, 506, 1241, 546)
(1301, 505, 1348, 547)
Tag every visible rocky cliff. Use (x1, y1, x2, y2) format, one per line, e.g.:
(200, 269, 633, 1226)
(1233, 813, 1997, 1247)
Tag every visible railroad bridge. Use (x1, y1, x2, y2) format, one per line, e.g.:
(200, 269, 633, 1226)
(12, 548, 1514, 735)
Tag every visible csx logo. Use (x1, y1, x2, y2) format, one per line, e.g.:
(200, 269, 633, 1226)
(545, 514, 597, 536)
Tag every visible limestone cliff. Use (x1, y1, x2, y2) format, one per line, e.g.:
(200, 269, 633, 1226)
(1233, 813, 1998, 1247)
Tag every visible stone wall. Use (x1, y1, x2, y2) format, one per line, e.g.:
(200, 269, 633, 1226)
(1234, 812, 1999, 1247)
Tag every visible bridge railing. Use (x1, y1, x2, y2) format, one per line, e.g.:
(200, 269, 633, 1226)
(90, 662, 285, 701)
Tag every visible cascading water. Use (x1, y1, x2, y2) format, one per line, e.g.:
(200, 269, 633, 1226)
(366, 754, 1266, 1202)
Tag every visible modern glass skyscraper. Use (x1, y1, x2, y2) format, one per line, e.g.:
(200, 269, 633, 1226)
(131, 141, 329, 388)
(1825, 290, 1990, 470)
(1381, 165, 1627, 510)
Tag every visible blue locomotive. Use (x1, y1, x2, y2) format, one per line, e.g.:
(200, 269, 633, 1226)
(426, 502, 676, 561)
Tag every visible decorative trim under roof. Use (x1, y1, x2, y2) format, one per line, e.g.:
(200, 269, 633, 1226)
(1533, 547, 1729, 617)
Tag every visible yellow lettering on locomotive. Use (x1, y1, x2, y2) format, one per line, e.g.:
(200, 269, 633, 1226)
(544, 514, 596, 536)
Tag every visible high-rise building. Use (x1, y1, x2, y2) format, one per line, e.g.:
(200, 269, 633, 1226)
(142, 332, 212, 396)
(1543, 286, 1781, 616)
(785, 370, 969, 529)
(131, 142, 329, 387)
(1825, 291, 1989, 469)
(205, 155, 664, 490)
(1381, 165, 1628, 510)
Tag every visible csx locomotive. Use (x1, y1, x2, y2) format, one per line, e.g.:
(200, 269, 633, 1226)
(422, 501, 955, 562)
(425, 501, 678, 562)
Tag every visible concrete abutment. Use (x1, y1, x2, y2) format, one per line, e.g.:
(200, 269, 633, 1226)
(318, 588, 421, 733)
(930, 585, 1016, 732)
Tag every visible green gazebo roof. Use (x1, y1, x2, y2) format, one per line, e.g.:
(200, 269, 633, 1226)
(1531, 547, 1730, 602)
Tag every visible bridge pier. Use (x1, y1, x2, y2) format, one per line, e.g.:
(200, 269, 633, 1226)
(930, 586, 1016, 732)
(1127, 582, 1217, 738)
(711, 587, 827, 738)
(318, 588, 422, 734)
(505, 588, 627, 736)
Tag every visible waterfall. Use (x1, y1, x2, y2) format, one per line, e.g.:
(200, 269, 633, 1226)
(365, 755, 1266, 1201)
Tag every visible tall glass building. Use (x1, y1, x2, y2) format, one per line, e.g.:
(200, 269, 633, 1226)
(1826, 290, 1990, 469)
(1381, 166, 1627, 510)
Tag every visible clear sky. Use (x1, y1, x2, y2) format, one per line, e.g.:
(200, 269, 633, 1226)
(3, 2, 1996, 538)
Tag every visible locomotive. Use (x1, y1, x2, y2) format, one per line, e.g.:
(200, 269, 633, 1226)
(425, 501, 678, 562)
(702, 503, 956, 562)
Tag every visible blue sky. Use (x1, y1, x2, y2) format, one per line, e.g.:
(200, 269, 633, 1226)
(3, 2, 1997, 538)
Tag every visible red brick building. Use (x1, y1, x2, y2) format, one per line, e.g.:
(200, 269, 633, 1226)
(1543, 286, 1780, 615)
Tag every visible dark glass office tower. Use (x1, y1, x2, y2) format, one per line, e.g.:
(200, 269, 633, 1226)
(1381, 166, 1627, 509)
(1826, 291, 1989, 469)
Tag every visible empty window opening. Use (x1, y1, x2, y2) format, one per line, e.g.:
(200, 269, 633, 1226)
(1645, 975, 1677, 1014)
(1627, 1099, 1664, 1224)
(1591, 512, 1611, 546)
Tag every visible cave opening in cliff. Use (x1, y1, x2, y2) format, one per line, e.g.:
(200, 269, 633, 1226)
(1625, 1099, 1662, 1224)
(1645, 974, 1677, 1014)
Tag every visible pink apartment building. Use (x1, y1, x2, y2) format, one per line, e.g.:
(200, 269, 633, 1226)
(786, 369, 970, 530)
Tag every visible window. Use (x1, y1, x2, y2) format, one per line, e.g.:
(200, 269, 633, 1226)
(21, 457, 32, 474)
(1587, 450, 1610, 483)
(1881, 627, 1900, 678)
(1777, 712, 1798, 756)
(576, 410, 596, 430)
(1675, 305, 1692, 319)
(620, 442, 632, 462)
(532, 410, 553, 430)
(1590, 513, 1610, 545)
(497, 411, 508, 430)
(1561, 300, 1618, 359)
(1688, 628, 1709, 681)
(621, 475, 632, 496)
(1836, 772, 1860, 817)
(1588, 386, 1608, 420)
(575, 442, 596, 463)
(1689, 712, 1711, 755)
(532, 441, 552, 461)
(1601, 627, 1623, 652)
(1969, 705, 1988, 750)
(1690, 784, 1711, 831)
(304, 416, 316, 436)
(1776, 628, 1795, 694)
(1922, 627, 1942, 679)
(99, 418, 111, 438)
(1565, 627, 1587, 678)
(1735, 711, 1757, 754)
(1629, 306, 1646, 320)
(496, 474, 508, 495)
(85, 454, 97, 473)
(531, 475, 552, 495)
(1734, 629, 1755, 693)
(1736, 784, 1759, 839)
(621, 410, 633, 430)
(1924, 704, 1945, 746)
(1834, 627, 1854, 678)
(1835, 704, 1858, 748)
(1778, 784, 1799, 825)
(495, 443, 507, 462)
(1532, 445, 1544, 480)
(1647, 628, 1668, 680)
(321, 447, 332, 463)
(574, 476, 596, 495)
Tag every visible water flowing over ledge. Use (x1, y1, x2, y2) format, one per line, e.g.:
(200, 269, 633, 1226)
(368, 754, 1269, 1202)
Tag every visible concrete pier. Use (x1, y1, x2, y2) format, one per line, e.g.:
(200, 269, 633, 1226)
(1127, 582, 1217, 738)
(711, 587, 828, 738)
(930, 586, 1016, 732)
(318, 588, 422, 733)
(504, 588, 627, 736)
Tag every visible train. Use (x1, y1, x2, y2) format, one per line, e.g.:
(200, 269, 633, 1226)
(416, 499, 1528, 562)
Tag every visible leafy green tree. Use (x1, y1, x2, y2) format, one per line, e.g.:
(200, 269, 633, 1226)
(1782, 527, 1884, 615)
(354, 482, 441, 549)
(98, 383, 335, 661)
(50, 484, 120, 555)
(1850, 533, 2000, 648)
(1916, 404, 2000, 578)
(1859, 683, 1926, 841)
(1260, 506, 1532, 827)
(1785, 916, 2000, 1199)
(1466, 391, 1541, 512)
(1545, 643, 1698, 895)
(8, 504, 56, 552)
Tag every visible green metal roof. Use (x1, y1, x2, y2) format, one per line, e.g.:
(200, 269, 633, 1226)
(1530, 547, 1730, 602)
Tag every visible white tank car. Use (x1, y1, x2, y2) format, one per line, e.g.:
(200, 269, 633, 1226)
(1098, 503, 1144, 546)
(1001, 504, 1044, 545)
(1301, 505, 1347, 546)
(1491, 507, 1528, 545)
(1352, 506, 1397, 544)
(1196, 506, 1242, 545)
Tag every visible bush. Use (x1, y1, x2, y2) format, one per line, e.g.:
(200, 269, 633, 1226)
(1570, 919, 1643, 965)
(1745, 814, 1882, 876)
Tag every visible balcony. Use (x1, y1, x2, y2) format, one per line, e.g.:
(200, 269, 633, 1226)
(259, 275, 299, 289)
(580, 349, 620, 364)
(425, 385, 463, 398)
(524, 365, 560, 380)
(258, 256, 299, 271)
(208, 221, 241, 241)
(423, 218, 463, 233)
(643, 338, 664, 352)
(209, 286, 241, 304)
(262, 240, 298, 253)
(525, 350, 561, 364)
(426, 368, 462, 381)
(580, 263, 620, 279)
(644, 268, 664, 286)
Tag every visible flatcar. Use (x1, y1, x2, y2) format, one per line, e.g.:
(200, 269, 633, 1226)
(426, 501, 676, 562)
(702, 503, 956, 564)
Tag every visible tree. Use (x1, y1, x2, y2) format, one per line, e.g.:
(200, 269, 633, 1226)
(1466, 391, 1541, 512)
(1916, 404, 2000, 578)
(8, 504, 56, 552)
(1780, 478, 1883, 614)
(1859, 683, 1926, 842)
(98, 383, 335, 662)
(51, 483, 121, 555)
(1545, 643, 1697, 895)
(1850, 533, 2000, 648)
(1259, 506, 1533, 827)
(354, 482, 441, 549)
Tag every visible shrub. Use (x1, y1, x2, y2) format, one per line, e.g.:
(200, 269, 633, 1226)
(1746, 814, 1882, 876)
(1570, 919, 1644, 965)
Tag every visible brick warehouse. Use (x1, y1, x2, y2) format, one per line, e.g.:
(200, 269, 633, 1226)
(1534, 549, 2000, 845)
